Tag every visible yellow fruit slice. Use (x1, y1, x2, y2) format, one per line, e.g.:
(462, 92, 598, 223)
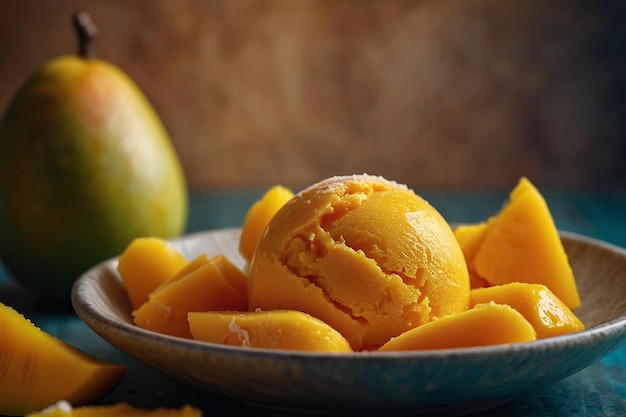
(133, 254, 248, 338)
(26, 400, 202, 417)
(469, 282, 584, 338)
(378, 303, 536, 351)
(0, 303, 126, 416)
(239, 185, 294, 263)
(455, 177, 581, 309)
(117, 237, 188, 310)
(188, 310, 353, 352)
(453, 222, 490, 288)
(452, 222, 487, 264)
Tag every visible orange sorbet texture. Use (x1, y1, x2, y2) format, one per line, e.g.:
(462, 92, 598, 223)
(247, 174, 470, 350)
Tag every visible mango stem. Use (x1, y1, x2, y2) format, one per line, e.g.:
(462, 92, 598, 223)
(73, 11, 99, 59)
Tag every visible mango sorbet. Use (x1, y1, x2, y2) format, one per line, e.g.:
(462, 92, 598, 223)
(247, 174, 470, 350)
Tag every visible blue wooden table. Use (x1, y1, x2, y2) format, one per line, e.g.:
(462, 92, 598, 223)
(1, 188, 625, 416)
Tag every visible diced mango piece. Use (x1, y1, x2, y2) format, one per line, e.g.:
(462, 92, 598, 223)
(378, 303, 536, 351)
(0, 303, 126, 416)
(239, 185, 294, 263)
(117, 237, 188, 310)
(453, 222, 490, 288)
(132, 254, 248, 338)
(470, 282, 584, 338)
(26, 401, 202, 417)
(158, 252, 213, 288)
(453, 222, 487, 267)
(188, 310, 353, 353)
(455, 177, 581, 309)
(209, 254, 248, 298)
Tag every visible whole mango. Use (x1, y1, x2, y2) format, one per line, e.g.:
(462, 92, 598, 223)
(0, 12, 188, 302)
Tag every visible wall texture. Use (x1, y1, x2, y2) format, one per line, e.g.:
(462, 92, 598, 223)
(1, 1, 625, 190)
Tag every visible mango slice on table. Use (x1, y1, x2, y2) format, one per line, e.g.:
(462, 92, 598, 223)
(470, 282, 584, 338)
(26, 400, 201, 417)
(132, 254, 247, 338)
(0, 303, 126, 416)
(239, 185, 294, 263)
(117, 237, 188, 310)
(454, 177, 581, 309)
(378, 303, 536, 351)
(188, 310, 353, 352)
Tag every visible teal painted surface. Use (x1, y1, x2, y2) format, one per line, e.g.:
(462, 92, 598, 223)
(0, 189, 625, 416)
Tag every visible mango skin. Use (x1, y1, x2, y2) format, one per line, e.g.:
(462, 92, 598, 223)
(0, 55, 188, 301)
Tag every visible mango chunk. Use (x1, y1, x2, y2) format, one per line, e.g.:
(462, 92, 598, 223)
(378, 303, 536, 351)
(453, 222, 487, 265)
(470, 282, 584, 338)
(26, 401, 201, 417)
(453, 222, 490, 288)
(132, 254, 248, 338)
(454, 177, 581, 309)
(117, 237, 188, 310)
(239, 185, 294, 263)
(188, 310, 353, 352)
(0, 303, 126, 416)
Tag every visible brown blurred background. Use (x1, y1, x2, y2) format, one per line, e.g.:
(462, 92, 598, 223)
(1, 1, 625, 191)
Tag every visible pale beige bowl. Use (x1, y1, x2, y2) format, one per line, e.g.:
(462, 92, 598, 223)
(72, 228, 626, 416)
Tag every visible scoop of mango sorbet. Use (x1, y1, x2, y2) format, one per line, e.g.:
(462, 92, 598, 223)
(247, 174, 470, 350)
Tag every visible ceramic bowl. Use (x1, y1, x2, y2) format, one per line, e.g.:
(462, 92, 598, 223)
(72, 228, 626, 416)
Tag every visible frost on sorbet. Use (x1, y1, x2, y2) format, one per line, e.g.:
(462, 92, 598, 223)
(248, 175, 469, 350)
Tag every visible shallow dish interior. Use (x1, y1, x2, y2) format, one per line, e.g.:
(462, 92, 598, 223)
(72, 228, 626, 416)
